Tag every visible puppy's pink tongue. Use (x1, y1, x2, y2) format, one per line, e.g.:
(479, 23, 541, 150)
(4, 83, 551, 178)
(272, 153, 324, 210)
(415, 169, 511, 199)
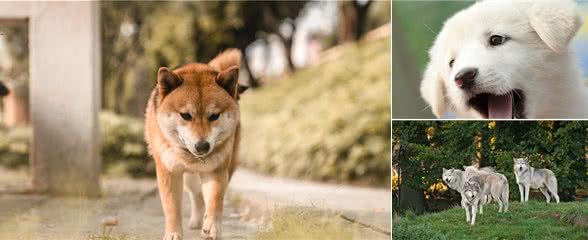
(488, 94, 512, 119)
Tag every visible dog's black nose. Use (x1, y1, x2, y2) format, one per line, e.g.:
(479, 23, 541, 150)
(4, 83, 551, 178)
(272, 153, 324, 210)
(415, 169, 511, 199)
(0, 82, 8, 97)
(454, 68, 478, 89)
(195, 141, 210, 154)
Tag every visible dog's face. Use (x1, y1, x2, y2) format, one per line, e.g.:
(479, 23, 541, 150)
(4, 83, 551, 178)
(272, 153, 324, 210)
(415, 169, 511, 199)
(463, 181, 481, 201)
(513, 158, 529, 173)
(155, 63, 242, 158)
(0, 81, 8, 97)
(420, 0, 582, 119)
(442, 168, 457, 185)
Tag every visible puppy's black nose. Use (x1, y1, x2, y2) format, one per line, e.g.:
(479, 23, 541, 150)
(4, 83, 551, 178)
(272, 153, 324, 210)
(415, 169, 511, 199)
(454, 68, 478, 89)
(195, 141, 210, 154)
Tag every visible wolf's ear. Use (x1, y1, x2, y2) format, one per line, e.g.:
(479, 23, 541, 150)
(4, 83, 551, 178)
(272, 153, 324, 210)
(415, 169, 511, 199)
(216, 66, 239, 99)
(420, 60, 447, 118)
(157, 67, 182, 97)
(527, 0, 582, 53)
(443, 168, 447, 173)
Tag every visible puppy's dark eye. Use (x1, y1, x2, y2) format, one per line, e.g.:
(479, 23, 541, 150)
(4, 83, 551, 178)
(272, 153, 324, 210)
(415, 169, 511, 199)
(449, 59, 455, 68)
(489, 35, 507, 46)
(180, 112, 192, 121)
(208, 113, 220, 121)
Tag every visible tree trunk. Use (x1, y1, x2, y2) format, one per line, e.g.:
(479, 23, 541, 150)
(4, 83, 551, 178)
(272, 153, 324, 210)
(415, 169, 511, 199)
(240, 48, 260, 88)
(398, 185, 426, 214)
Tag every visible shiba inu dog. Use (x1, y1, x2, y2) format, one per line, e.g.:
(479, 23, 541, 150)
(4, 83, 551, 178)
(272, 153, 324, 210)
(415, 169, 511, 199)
(464, 166, 509, 213)
(420, 0, 587, 119)
(513, 158, 560, 203)
(145, 49, 246, 240)
(0, 81, 8, 97)
(462, 181, 483, 225)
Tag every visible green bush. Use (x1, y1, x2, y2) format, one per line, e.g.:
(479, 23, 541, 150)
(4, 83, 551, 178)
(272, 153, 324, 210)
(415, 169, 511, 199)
(239, 37, 391, 187)
(0, 112, 154, 177)
(0, 127, 30, 168)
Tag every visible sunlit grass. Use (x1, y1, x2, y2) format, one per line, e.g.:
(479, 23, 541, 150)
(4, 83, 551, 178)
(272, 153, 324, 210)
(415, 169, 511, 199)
(393, 201, 588, 240)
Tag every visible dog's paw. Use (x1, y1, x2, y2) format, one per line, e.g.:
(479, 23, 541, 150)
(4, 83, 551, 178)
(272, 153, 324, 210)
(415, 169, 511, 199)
(200, 217, 221, 240)
(189, 216, 203, 229)
(163, 232, 182, 240)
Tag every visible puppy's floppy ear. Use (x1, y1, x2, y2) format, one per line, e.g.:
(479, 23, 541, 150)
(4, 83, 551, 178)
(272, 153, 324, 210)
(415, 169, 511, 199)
(216, 66, 239, 99)
(157, 67, 182, 97)
(527, 0, 582, 53)
(420, 60, 447, 118)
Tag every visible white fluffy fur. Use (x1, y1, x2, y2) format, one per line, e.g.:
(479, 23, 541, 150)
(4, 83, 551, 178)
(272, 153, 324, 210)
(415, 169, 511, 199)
(420, 0, 588, 119)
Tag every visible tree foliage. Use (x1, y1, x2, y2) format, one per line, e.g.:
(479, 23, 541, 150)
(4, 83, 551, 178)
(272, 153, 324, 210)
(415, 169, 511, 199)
(393, 121, 588, 201)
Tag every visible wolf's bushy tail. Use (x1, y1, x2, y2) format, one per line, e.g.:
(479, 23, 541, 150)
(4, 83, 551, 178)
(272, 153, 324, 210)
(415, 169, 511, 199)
(209, 48, 242, 72)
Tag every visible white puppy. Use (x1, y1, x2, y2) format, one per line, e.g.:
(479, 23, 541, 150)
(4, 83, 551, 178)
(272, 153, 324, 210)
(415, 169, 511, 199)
(420, 0, 587, 119)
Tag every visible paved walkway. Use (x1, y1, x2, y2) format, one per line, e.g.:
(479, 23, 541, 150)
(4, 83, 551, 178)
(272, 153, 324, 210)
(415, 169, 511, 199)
(0, 168, 390, 239)
(230, 169, 391, 237)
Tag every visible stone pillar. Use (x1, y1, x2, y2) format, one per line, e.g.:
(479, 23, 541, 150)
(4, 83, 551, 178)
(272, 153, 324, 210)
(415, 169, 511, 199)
(26, 2, 101, 196)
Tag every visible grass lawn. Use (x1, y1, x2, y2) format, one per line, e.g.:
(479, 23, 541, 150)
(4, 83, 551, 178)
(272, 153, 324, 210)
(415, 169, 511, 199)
(393, 201, 588, 240)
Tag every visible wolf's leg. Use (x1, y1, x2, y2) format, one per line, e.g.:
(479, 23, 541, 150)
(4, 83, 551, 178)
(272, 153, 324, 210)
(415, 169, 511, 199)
(546, 181, 560, 203)
(156, 163, 184, 240)
(464, 200, 471, 223)
(184, 173, 205, 229)
(524, 185, 530, 202)
(471, 205, 477, 225)
(201, 169, 229, 240)
(539, 187, 550, 203)
(517, 184, 525, 203)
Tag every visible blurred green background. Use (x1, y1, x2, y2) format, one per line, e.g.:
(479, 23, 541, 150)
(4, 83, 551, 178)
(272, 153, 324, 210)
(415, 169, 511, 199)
(0, 1, 391, 187)
(392, 1, 471, 119)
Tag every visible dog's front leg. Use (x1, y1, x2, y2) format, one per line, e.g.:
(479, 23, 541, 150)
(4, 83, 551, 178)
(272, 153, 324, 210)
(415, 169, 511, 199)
(525, 184, 530, 202)
(156, 164, 184, 240)
(200, 169, 229, 240)
(470, 203, 478, 225)
(517, 184, 525, 203)
(463, 200, 471, 223)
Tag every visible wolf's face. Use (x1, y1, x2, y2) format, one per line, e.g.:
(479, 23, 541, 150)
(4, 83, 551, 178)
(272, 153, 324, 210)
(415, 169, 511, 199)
(513, 158, 529, 173)
(442, 168, 457, 185)
(463, 181, 481, 201)
(156, 63, 241, 158)
(420, 0, 582, 119)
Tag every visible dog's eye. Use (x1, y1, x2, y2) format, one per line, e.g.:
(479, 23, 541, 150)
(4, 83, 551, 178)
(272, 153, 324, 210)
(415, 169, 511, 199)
(449, 59, 455, 68)
(489, 35, 507, 46)
(208, 113, 220, 121)
(180, 112, 192, 121)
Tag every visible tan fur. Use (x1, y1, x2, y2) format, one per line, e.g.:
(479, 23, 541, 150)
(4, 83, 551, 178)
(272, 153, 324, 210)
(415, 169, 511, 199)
(145, 49, 244, 240)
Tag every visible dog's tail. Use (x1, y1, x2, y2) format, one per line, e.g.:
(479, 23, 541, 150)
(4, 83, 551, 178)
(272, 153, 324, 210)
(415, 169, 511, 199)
(209, 48, 242, 72)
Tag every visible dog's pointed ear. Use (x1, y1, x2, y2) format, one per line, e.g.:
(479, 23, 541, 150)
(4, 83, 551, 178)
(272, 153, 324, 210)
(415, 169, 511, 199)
(527, 0, 582, 53)
(420, 59, 447, 118)
(443, 168, 447, 173)
(216, 66, 239, 99)
(157, 67, 182, 97)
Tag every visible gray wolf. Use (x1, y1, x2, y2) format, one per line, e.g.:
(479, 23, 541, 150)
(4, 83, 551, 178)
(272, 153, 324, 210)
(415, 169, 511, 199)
(464, 166, 509, 214)
(442, 166, 495, 214)
(420, 0, 586, 119)
(462, 181, 483, 225)
(513, 158, 560, 203)
(145, 49, 246, 240)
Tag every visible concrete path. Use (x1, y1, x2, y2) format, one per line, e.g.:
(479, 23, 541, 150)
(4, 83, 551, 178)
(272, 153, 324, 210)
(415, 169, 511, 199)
(230, 169, 391, 238)
(0, 168, 390, 239)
